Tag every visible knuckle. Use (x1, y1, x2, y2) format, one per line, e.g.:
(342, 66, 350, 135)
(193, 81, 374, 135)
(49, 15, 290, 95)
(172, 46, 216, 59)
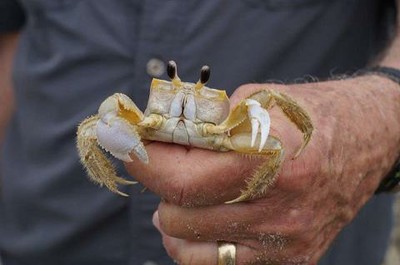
(162, 176, 187, 206)
(166, 165, 212, 206)
(162, 238, 203, 265)
(164, 169, 211, 207)
(277, 152, 324, 193)
(157, 215, 176, 238)
(280, 210, 314, 237)
(157, 206, 190, 240)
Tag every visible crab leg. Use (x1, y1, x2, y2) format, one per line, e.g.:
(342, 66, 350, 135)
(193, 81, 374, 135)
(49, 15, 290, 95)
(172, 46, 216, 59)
(225, 146, 284, 204)
(77, 93, 155, 196)
(77, 115, 136, 196)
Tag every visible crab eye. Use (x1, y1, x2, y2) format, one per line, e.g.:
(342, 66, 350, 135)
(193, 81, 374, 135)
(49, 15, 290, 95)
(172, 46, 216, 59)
(200, 65, 210, 84)
(167, 61, 177, 79)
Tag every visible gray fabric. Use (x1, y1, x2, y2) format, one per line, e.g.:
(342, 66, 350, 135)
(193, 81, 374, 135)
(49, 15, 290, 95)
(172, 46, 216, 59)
(0, 0, 395, 264)
(0, 0, 25, 32)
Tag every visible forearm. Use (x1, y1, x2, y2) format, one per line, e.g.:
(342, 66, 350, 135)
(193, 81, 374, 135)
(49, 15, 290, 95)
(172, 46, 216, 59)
(361, 0, 400, 181)
(0, 32, 19, 146)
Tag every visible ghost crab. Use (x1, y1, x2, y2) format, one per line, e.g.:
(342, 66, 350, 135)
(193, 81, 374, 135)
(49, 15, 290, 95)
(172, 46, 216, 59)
(77, 61, 313, 203)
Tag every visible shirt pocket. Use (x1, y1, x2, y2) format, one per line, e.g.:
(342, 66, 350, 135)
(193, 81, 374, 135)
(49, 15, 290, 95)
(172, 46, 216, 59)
(242, 0, 329, 9)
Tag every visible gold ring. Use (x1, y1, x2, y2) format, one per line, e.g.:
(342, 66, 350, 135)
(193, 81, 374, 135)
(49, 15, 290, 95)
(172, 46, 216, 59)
(217, 241, 236, 265)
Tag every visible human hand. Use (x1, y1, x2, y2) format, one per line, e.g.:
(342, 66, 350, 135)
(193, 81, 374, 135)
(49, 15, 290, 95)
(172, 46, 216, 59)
(126, 75, 400, 264)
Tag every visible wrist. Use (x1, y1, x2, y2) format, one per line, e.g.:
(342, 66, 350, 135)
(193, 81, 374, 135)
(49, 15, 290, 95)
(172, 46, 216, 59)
(357, 66, 400, 192)
(360, 66, 400, 87)
(309, 76, 400, 193)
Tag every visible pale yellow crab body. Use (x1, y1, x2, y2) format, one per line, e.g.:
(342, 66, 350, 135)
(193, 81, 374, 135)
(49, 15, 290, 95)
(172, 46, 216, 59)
(141, 78, 229, 151)
(77, 61, 313, 203)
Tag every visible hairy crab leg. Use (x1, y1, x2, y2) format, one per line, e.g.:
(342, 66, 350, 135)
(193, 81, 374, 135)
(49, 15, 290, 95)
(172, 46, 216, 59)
(77, 115, 136, 196)
(77, 93, 156, 196)
(226, 147, 284, 204)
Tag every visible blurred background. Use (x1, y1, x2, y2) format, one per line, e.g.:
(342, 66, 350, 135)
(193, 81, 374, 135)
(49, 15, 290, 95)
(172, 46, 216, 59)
(382, 195, 400, 265)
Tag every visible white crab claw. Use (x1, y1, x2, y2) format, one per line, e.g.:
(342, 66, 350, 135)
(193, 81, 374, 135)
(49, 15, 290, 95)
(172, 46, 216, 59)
(96, 117, 149, 163)
(245, 99, 271, 152)
(250, 118, 259, 148)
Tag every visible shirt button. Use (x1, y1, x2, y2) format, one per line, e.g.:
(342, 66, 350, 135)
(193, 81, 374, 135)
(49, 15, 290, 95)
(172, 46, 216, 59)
(143, 261, 158, 265)
(146, 58, 166, 77)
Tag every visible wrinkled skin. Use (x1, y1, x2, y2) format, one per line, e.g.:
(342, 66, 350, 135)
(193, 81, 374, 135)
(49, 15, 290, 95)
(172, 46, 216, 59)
(126, 76, 400, 265)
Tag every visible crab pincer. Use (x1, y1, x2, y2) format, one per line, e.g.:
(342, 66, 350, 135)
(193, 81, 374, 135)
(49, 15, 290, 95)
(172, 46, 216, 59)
(95, 94, 149, 163)
(245, 99, 271, 152)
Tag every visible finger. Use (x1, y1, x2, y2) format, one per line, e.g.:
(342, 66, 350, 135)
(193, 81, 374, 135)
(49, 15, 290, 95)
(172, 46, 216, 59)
(157, 201, 303, 245)
(154, 211, 311, 265)
(125, 143, 265, 206)
(162, 236, 260, 265)
(153, 211, 259, 265)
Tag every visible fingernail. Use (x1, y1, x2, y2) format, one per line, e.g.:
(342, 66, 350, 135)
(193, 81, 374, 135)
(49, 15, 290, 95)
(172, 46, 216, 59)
(152, 210, 161, 231)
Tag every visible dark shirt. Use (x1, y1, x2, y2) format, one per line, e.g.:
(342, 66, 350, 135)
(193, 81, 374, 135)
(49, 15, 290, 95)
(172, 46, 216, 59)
(0, 0, 25, 33)
(0, 1, 396, 264)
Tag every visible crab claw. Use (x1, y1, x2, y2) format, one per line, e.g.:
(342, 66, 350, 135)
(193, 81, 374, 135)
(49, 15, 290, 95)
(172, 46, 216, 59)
(96, 117, 149, 164)
(245, 99, 271, 152)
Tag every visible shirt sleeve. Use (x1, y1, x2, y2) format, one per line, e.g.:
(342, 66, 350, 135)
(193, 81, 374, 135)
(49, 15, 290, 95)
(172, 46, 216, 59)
(0, 0, 26, 33)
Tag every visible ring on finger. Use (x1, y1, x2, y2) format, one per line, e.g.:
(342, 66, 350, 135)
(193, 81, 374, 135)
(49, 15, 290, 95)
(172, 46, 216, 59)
(217, 241, 236, 265)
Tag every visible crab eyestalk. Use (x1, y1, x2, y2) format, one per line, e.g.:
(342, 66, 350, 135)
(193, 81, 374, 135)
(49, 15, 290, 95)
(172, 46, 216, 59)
(200, 65, 210, 84)
(167, 60, 176, 79)
(195, 65, 210, 91)
(167, 60, 182, 87)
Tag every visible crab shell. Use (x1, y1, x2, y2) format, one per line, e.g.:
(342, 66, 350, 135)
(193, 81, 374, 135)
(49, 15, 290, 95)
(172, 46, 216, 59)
(141, 78, 231, 149)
